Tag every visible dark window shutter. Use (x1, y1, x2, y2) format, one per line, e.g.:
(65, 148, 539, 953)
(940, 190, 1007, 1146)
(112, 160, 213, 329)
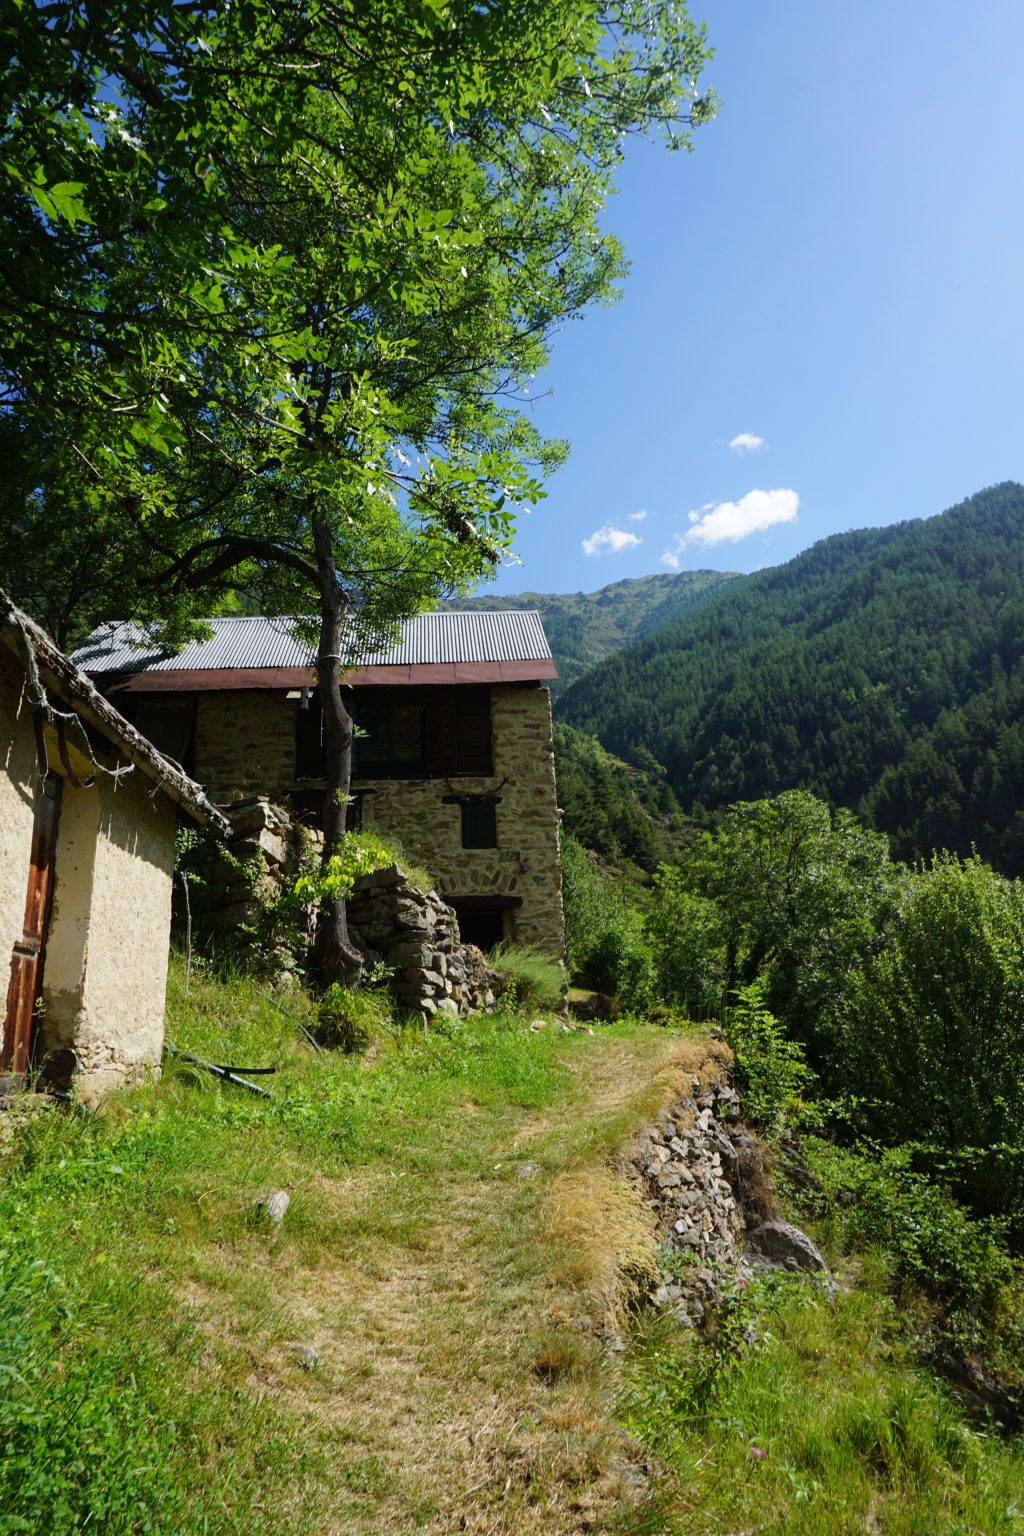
(460, 799, 497, 849)
(295, 691, 325, 778)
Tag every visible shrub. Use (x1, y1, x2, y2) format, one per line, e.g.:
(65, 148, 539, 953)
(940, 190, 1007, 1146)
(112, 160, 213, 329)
(646, 865, 725, 1020)
(842, 853, 1024, 1226)
(560, 834, 607, 977)
(802, 1136, 1024, 1387)
(489, 943, 563, 1014)
(560, 835, 657, 1011)
(725, 978, 811, 1134)
(584, 905, 658, 1014)
(316, 982, 391, 1052)
(674, 790, 899, 1067)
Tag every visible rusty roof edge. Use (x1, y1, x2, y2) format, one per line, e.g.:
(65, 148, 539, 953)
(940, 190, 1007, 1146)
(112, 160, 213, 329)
(0, 591, 230, 836)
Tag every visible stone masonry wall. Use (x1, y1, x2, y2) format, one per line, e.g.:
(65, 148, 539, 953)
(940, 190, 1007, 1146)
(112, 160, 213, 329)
(194, 691, 297, 805)
(188, 683, 565, 958)
(630, 1059, 828, 1330)
(346, 864, 500, 1020)
(189, 798, 501, 1018)
(358, 685, 564, 956)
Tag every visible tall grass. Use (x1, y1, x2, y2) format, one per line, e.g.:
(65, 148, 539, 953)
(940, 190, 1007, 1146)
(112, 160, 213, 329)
(622, 1271, 1024, 1535)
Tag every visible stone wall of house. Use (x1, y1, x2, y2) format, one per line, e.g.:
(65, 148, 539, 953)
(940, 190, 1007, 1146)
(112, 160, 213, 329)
(358, 686, 564, 956)
(194, 690, 297, 804)
(187, 682, 565, 959)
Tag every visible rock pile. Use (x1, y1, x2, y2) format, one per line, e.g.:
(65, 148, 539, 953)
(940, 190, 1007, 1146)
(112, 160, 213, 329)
(346, 864, 500, 1020)
(187, 799, 501, 1017)
(631, 1066, 828, 1328)
(188, 797, 312, 981)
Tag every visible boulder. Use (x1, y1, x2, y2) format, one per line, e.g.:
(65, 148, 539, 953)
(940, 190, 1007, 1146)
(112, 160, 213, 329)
(745, 1219, 828, 1274)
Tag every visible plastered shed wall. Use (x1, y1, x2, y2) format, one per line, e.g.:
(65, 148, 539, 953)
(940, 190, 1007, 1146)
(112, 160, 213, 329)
(41, 769, 176, 1102)
(2, 651, 179, 1102)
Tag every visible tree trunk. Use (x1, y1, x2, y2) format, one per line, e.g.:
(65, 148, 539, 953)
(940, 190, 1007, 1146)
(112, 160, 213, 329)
(313, 514, 363, 989)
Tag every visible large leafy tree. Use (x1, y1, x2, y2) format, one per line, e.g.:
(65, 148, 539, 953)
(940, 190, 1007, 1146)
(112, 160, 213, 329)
(0, 2, 715, 980)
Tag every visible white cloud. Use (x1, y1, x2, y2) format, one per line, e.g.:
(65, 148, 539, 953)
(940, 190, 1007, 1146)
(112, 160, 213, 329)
(581, 522, 642, 557)
(661, 488, 799, 564)
(626, 508, 647, 523)
(729, 432, 765, 455)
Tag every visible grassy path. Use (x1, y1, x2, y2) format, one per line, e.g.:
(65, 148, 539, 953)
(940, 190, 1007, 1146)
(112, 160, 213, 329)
(0, 963, 708, 1534)
(4, 965, 1024, 1535)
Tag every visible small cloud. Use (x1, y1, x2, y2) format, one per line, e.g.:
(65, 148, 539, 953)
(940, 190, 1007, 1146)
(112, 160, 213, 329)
(662, 487, 799, 564)
(729, 432, 765, 455)
(581, 522, 642, 557)
(626, 508, 647, 523)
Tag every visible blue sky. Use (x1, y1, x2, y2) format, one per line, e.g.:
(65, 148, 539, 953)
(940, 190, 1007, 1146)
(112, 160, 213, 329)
(485, 0, 1024, 594)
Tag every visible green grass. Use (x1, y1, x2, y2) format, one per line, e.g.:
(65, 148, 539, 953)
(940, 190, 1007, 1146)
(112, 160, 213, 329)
(2, 961, 1023, 1534)
(489, 940, 565, 1013)
(621, 1265, 1024, 1535)
(0, 957, 639, 1533)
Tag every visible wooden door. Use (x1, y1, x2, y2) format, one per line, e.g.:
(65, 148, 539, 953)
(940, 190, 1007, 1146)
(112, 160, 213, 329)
(1, 774, 61, 1083)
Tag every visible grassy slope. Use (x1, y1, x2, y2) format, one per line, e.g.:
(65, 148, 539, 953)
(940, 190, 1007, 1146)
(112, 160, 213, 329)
(2, 964, 1022, 1534)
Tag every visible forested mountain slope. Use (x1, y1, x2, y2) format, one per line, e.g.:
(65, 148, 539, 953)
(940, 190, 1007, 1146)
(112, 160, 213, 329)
(449, 568, 737, 696)
(558, 483, 1024, 873)
(553, 722, 690, 871)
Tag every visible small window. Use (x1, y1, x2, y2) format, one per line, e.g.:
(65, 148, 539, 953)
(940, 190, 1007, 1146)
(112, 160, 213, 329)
(460, 799, 496, 849)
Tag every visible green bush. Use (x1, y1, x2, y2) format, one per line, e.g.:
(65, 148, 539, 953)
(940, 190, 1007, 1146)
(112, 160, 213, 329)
(802, 1136, 1024, 1389)
(316, 982, 391, 1052)
(560, 834, 656, 1011)
(559, 833, 607, 976)
(672, 790, 899, 1066)
(725, 978, 811, 1134)
(646, 865, 725, 1020)
(842, 853, 1024, 1226)
(584, 905, 658, 1013)
(489, 942, 563, 1014)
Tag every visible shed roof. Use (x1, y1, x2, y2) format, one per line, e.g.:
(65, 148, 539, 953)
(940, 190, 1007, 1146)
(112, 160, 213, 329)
(1, 592, 229, 832)
(74, 611, 557, 690)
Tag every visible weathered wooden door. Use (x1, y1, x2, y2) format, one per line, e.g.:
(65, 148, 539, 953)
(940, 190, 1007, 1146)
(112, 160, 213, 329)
(1, 774, 61, 1083)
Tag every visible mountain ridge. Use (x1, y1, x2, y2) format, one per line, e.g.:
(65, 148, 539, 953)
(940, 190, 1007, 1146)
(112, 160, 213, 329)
(556, 482, 1024, 873)
(448, 568, 739, 697)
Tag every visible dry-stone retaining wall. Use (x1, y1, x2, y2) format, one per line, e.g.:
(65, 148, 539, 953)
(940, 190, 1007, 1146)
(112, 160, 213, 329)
(630, 1061, 828, 1329)
(346, 864, 500, 1020)
(189, 797, 501, 1016)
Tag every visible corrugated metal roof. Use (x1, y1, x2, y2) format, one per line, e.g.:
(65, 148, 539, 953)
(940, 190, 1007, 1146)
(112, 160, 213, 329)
(74, 611, 552, 673)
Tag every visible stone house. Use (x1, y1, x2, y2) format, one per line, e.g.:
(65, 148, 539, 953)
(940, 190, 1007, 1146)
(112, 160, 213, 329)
(76, 611, 565, 956)
(1, 592, 228, 1102)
